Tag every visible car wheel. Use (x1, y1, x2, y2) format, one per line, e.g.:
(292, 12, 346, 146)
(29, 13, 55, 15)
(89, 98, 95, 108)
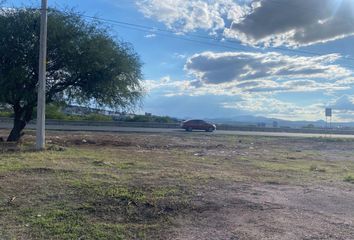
(187, 127, 193, 132)
(207, 127, 214, 132)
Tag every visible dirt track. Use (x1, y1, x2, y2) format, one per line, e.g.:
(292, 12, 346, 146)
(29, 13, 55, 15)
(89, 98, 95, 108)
(172, 183, 354, 240)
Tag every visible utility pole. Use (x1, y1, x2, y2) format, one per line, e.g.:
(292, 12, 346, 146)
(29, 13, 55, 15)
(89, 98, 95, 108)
(36, 0, 48, 150)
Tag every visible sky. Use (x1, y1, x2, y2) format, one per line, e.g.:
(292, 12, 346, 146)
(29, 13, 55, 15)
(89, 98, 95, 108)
(4, 0, 354, 121)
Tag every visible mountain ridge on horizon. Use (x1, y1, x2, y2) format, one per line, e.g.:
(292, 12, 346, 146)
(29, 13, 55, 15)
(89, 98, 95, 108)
(200, 115, 354, 128)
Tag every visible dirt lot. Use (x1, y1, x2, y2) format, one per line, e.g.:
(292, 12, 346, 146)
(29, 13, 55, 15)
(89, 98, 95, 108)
(1, 130, 354, 239)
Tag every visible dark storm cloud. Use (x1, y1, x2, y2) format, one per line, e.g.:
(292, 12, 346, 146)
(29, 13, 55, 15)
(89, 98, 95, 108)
(227, 0, 354, 46)
(185, 51, 347, 84)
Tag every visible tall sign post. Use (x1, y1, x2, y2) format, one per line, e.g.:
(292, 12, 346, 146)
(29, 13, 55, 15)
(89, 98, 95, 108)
(36, 0, 48, 150)
(325, 108, 332, 129)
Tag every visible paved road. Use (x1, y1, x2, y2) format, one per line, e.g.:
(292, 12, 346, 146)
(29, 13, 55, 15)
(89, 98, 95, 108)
(1, 122, 354, 139)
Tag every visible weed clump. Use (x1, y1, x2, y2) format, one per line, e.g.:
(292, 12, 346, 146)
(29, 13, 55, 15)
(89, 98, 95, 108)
(344, 175, 354, 183)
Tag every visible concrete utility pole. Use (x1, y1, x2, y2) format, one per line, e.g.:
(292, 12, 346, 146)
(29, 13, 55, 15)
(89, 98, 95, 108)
(36, 0, 48, 150)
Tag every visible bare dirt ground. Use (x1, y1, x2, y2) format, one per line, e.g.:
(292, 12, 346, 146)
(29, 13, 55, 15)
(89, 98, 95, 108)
(1, 130, 354, 239)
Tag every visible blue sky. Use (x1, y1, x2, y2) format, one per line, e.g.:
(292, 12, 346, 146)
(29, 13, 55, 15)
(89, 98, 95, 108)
(5, 0, 354, 121)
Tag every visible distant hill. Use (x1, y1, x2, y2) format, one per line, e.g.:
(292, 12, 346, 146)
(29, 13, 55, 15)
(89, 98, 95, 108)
(204, 115, 354, 129)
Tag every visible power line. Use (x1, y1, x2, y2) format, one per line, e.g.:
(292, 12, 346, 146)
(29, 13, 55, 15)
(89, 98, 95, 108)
(82, 14, 354, 69)
(82, 14, 221, 42)
(82, 13, 354, 62)
(82, 15, 250, 52)
(8, 7, 354, 67)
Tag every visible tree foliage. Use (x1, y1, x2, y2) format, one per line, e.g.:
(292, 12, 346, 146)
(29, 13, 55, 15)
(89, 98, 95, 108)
(0, 8, 143, 141)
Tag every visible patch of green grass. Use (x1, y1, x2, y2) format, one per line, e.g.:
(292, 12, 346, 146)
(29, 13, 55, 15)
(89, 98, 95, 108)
(19, 208, 125, 240)
(344, 175, 354, 183)
(0, 157, 28, 172)
(247, 155, 354, 184)
(104, 186, 147, 202)
(1, 161, 189, 239)
(69, 178, 189, 207)
(115, 161, 143, 170)
(0, 148, 91, 173)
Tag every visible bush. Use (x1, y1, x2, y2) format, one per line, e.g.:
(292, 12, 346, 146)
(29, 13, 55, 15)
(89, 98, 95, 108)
(82, 114, 112, 122)
(46, 104, 67, 120)
(44, 103, 113, 122)
(126, 115, 177, 123)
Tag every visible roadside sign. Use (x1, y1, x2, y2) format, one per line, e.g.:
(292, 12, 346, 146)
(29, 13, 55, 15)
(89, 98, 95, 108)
(325, 108, 332, 117)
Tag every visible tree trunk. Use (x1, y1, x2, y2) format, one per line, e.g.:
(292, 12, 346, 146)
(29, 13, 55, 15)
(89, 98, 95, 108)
(7, 105, 33, 142)
(7, 117, 26, 142)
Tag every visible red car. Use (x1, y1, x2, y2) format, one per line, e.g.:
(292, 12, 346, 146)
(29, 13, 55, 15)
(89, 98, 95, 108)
(181, 119, 216, 132)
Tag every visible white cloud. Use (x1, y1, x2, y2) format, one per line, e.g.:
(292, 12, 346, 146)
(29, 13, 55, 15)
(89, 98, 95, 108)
(324, 95, 354, 121)
(144, 49, 354, 97)
(185, 51, 352, 85)
(137, 0, 354, 47)
(144, 33, 156, 38)
(143, 76, 193, 95)
(0, 7, 17, 16)
(238, 79, 350, 93)
(329, 95, 354, 111)
(222, 95, 324, 121)
(143, 77, 354, 121)
(136, 0, 245, 33)
(173, 53, 187, 59)
(141, 53, 354, 122)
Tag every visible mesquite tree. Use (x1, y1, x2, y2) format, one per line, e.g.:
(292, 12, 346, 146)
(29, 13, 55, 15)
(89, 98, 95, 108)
(0, 8, 143, 141)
